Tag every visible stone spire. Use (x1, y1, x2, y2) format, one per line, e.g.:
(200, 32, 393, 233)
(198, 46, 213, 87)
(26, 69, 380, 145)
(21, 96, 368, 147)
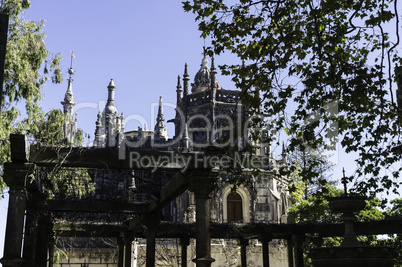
(183, 63, 190, 98)
(105, 79, 117, 114)
(210, 55, 217, 144)
(210, 55, 217, 99)
(154, 96, 168, 141)
(93, 79, 124, 147)
(176, 75, 182, 104)
(281, 142, 287, 163)
(94, 111, 104, 148)
(61, 51, 77, 143)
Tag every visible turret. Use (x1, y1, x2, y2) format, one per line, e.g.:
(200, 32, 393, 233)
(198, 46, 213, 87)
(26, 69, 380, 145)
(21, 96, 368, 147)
(105, 79, 117, 114)
(154, 96, 168, 141)
(176, 75, 182, 104)
(210, 55, 217, 100)
(61, 52, 77, 143)
(93, 79, 124, 147)
(191, 55, 211, 93)
(183, 63, 190, 98)
(281, 142, 288, 164)
(210, 55, 217, 145)
(94, 112, 103, 147)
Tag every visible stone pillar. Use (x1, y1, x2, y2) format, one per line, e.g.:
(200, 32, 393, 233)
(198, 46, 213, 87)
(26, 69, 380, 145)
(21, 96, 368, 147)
(35, 215, 52, 267)
(22, 196, 40, 267)
(188, 170, 218, 267)
(287, 237, 294, 267)
(0, 163, 35, 267)
(261, 235, 272, 267)
(117, 237, 124, 267)
(180, 236, 190, 267)
(145, 229, 156, 267)
(239, 238, 249, 267)
(124, 232, 134, 267)
(23, 191, 47, 267)
(143, 212, 160, 267)
(294, 235, 305, 267)
(48, 234, 56, 267)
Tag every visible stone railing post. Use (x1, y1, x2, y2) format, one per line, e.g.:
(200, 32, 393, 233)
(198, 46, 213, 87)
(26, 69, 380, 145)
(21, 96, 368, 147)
(239, 238, 249, 267)
(180, 236, 190, 267)
(117, 237, 125, 267)
(22, 191, 45, 267)
(188, 169, 218, 267)
(143, 212, 161, 267)
(261, 234, 272, 267)
(1, 163, 35, 267)
(124, 232, 134, 267)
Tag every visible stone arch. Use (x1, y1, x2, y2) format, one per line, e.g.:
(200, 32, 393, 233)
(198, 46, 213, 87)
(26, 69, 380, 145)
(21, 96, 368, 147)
(222, 185, 251, 223)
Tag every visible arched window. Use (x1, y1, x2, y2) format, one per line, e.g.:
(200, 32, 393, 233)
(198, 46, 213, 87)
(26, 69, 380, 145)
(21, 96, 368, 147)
(227, 192, 243, 222)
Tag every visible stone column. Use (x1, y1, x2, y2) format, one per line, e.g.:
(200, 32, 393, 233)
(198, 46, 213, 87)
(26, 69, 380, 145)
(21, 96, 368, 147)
(188, 170, 218, 267)
(0, 163, 35, 267)
(294, 235, 305, 267)
(261, 235, 272, 267)
(180, 236, 190, 267)
(35, 215, 52, 267)
(23, 191, 47, 267)
(22, 195, 40, 267)
(124, 232, 134, 267)
(117, 237, 124, 267)
(239, 238, 249, 267)
(145, 229, 156, 267)
(287, 237, 294, 267)
(48, 233, 56, 267)
(143, 212, 160, 267)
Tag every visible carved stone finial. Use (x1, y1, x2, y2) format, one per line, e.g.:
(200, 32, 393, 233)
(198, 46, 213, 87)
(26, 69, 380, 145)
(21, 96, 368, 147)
(154, 96, 168, 141)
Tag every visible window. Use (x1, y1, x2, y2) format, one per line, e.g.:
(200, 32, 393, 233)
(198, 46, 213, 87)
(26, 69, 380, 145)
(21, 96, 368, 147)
(227, 192, 243, 222)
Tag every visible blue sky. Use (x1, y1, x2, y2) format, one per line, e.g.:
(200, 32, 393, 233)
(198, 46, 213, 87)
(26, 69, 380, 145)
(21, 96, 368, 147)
(24, 1, 239, 140)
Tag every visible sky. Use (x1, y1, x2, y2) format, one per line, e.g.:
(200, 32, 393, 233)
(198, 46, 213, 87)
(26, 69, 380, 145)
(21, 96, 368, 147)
(22, 1, 241, 140)
(0, 0, 397, 261)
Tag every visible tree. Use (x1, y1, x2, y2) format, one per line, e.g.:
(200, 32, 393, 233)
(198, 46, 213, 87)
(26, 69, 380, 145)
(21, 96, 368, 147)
(287, 145, 335, 201)
(183, 0, 402, 196)
(287, 144, 340, 223)
(289, 180, 386, 266)
(382, 198, 402, 265)
(0, 0, 63, 192)
(286, 142, 387, 266)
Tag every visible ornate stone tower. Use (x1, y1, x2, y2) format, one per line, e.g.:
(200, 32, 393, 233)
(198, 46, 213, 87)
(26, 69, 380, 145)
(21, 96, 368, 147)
(165, 52, 288, 228)
(60, 52, 77, 143)
(173, 52, 257, 152)
(93, 79, 124, 147)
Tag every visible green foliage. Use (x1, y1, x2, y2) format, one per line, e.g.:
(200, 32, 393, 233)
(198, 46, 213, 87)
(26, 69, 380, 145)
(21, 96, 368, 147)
(287, 145, 335, 200)
(0, 0, 64, 194)
(25, 109, 92, 198)
(288, 184, 343, 223)
(183, 0, 402, 196)
(287, 145, 390, 265)
(385, 198, 402, 219)
(383, 198, 402, 265)
(32, 109, 66, 144)
(53, 248, 68, 265)
(41, 166, 94, 200)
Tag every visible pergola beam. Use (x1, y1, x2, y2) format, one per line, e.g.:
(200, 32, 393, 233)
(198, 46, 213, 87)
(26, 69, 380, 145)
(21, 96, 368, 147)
(48, 200, 150, 213)
(52, 220, 402, 239)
